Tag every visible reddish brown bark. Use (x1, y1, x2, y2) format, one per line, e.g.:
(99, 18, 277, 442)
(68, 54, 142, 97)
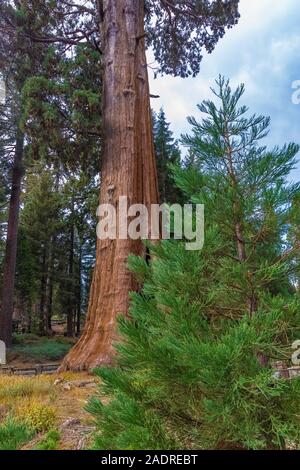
(60, 0, 159, 370)
(0, 130, 24, 348)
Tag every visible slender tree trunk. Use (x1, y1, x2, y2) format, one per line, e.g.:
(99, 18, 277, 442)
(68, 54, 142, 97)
(44, 239, 53, 335)
(28, 306, 32, 333)
(235, 221, 246, 262)
(67, 220, 75, 337)
(60, 0, 159, 370)
(66, 309, 74, 338)
(0, 131, 24, 348)
(48, 278, 53, 331)
(39, 246, 47, 335)
(76, 243, 82, 336)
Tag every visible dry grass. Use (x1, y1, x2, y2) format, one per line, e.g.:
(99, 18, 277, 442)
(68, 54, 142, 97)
(0, 372, 98, 450)
(0, 375, 53, 404)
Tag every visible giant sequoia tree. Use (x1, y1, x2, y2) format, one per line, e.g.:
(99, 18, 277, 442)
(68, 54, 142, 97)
(61, 0, 240, 370)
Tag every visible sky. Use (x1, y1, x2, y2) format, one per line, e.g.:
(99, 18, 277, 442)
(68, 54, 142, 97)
(149, 0, 300, 180)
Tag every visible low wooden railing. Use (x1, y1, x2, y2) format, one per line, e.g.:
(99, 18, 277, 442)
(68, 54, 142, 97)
(0, 364, 60, 376)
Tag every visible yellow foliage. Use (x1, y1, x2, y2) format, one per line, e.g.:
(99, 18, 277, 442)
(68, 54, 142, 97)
(16, 400, 56, 433)
(0, 371, 95, 449)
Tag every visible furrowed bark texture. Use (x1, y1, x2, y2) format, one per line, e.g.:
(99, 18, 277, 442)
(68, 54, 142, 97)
(60, 0, 159, 370)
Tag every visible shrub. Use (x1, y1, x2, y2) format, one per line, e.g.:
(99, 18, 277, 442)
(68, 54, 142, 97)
(88, 241, 300, 450)
(0, 417, 33, 450)
(17, 400, 56, 432)
(35, 429, 60, 450)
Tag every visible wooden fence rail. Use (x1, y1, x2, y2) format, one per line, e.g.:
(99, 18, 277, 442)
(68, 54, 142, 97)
(0, 364, 60, 376)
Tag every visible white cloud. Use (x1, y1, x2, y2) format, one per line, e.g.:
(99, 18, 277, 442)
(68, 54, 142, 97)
(149, 0, 300, 180)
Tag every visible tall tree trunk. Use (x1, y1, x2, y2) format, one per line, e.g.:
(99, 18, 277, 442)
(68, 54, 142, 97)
(47, 277, 53, 331)
(0, 131, 24, 348)
(39, 246, 47, 335)
(76, 242, 82, 336)
(44, 239, 54, 335)
(66, 212, 75, 337)
(60, 0, 159, 370)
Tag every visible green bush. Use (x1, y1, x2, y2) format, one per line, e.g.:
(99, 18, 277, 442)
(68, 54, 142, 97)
(88, 242, 300, 450)
(0, 418, 33, 450)
(35, 430, 60, 450)
(17, 401, 56, 433)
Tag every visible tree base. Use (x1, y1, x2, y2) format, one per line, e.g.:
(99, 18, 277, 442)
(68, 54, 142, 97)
(58, 330, 117, 371)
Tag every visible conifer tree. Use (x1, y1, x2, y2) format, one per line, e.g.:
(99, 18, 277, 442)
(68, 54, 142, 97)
(15, 165, 98, 336)
(20, 168, 63, 335)
(153, 108, 181, 203)
(22, 43, 102, 173)
(0, 1, 47, 346)
(88, 78, 300, 450)
(0, 2, 101, 343)
(176, 76, 300, 314)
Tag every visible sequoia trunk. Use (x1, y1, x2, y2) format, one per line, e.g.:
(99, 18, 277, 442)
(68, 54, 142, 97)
(0, 130, 24, 347)
(60, 0, 159, 370)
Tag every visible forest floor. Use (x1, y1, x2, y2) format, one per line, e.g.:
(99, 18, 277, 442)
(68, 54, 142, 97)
(0, 335, 101, 450)
(0, 371, 99, 450)
(7, 333, 76, 366)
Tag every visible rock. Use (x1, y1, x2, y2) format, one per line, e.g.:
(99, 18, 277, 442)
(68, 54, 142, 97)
(77, 437, 86, 450)
(54, 378, 63, 386)
(71, 380, 96, 388)
(61, 417, 81, 428)
(62, 382, 72, 391)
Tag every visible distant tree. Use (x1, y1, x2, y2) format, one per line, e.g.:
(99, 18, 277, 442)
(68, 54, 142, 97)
(55, 171, 98, 337)
(14, 226, 37, 333)
(20, 168, 62, 335)
(0, 1, 48, 346)
(0, 1, 101, 345)
(16, 164, 98, 337)
(153, 108, 181, 203)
